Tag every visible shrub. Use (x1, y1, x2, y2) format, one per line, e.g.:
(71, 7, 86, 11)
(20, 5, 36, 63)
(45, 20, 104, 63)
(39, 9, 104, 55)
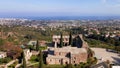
(0, 57, 12, 64)
(29, 55, 39, 63)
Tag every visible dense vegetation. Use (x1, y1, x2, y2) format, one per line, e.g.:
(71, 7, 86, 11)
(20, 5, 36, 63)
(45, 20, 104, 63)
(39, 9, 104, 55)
(85, 34, 120, 52)
(0, 57, 12, 64)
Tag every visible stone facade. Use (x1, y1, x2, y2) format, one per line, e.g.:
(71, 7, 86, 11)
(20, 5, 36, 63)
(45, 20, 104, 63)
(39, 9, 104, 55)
(46, 47, 88, 64)
(53, 35, 70, 43)
(53, 34, 88, 48)
(52, 35, 71, 46)
(46, 34, 88, 65)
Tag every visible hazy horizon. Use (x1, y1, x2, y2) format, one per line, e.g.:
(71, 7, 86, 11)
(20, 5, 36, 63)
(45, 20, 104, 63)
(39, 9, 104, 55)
(0, 0, 120, 17)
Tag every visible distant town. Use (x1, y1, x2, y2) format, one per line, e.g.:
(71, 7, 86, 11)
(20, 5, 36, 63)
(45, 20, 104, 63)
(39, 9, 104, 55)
(0, 18, 120, 68)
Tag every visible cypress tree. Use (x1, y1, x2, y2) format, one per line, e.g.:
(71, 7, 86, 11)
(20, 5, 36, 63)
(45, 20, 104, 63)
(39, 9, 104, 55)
(38, 49, 43, 68)
(36, 40, 39, 51)
(22, 52, 27, 68)
(60, 32, 63, 47)
(69, 31, 72, 46)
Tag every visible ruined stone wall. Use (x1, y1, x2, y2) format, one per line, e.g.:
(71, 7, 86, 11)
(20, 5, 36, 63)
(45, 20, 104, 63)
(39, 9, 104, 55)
(46, 57, 69, 64)
(54, 51, 69, 57)
(71, 52, 87, 64)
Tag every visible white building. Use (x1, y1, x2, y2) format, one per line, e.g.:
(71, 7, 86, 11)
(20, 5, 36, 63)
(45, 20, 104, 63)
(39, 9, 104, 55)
(0, 52, 7, 58)
(27, 41, 37, 46)
(23, 49, 32, 62)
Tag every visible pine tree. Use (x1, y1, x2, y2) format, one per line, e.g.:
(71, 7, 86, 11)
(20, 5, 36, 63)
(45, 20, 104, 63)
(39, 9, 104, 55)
(38, 49, 43, 68)
(69, 31, 72, 46)
(22, 52, 27, 68)
(60, 32, 63, 47)
(36, 40, 39, 51)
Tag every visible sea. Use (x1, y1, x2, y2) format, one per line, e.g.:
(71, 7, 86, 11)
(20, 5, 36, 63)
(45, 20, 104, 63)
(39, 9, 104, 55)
(1, 16, 120, 20)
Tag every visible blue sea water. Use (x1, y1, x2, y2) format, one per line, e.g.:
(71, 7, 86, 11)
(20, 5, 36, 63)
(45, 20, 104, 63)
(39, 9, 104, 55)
(20, 16, 120, 20)
(1, 16, 120, 20)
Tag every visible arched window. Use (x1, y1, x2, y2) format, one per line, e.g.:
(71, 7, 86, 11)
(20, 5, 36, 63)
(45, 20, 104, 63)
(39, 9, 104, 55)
(59, 60, 61, 62)
(74, 61, 75, 63)
(50, 59, 52, 61)
(74, 57, 76, 60)
(59, 53, 61, 55)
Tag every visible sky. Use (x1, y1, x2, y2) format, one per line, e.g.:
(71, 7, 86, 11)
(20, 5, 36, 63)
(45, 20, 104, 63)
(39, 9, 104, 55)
(0, 0, 120, 17)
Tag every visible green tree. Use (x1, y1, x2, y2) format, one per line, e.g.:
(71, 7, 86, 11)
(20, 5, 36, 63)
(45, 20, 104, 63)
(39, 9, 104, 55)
(36, 40, 39, 51)
(0, 38, 4, 46)
(115, 41, 120, 46)
(24, 34, 32, 41)
(22, 52, 26, 68)
(28, 45, 34, 52)
(115, 41, 120, 52)
(69, 31, 72, 46)
(87, 48, 94, 58)
(60, 33, 63, 47)
(38, 49, 43, 68)
(65, 64, 74, 68)
(87, 57, 97, 66)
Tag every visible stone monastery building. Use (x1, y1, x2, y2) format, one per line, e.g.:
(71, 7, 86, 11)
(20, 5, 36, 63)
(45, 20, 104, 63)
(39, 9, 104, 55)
(46, 34, 88, 64)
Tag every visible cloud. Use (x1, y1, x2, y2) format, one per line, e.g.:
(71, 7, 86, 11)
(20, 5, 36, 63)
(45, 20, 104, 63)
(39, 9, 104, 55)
(101, 0, 120, 7)
(102, 0, 107, 4)
(109, 0, 120, 7)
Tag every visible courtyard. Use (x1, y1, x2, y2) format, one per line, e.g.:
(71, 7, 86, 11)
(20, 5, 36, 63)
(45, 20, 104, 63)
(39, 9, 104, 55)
(91, 48, 120, 65)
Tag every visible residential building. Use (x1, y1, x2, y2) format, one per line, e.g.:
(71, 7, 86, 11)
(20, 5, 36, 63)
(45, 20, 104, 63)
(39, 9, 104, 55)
(23, 49, 32, 62)
(27, 41, 37, 46)
(0, 52, 7, 58)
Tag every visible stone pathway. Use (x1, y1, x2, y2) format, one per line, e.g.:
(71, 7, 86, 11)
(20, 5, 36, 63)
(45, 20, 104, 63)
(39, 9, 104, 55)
(91, 48, 120, 64)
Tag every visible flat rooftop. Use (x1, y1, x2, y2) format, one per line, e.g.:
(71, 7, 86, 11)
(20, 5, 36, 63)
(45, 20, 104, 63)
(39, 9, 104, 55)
(50, 46, 87, 54)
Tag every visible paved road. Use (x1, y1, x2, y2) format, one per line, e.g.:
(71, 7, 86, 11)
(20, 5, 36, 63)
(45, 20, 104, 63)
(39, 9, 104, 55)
(15, 64, 21, 68)
(5, 59, 18, 68)
(91, 48, 120, 64)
